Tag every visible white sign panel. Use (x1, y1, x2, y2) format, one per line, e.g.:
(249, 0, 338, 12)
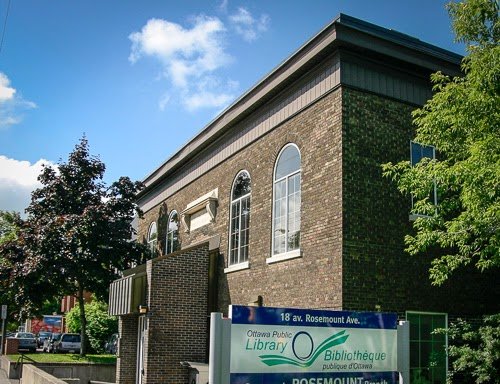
(229, 305, 398, 384)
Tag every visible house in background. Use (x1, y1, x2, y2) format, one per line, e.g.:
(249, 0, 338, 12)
(60, 291, 93, 315)
(109, 14, 499, 384)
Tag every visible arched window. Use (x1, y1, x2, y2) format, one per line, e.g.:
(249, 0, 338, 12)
(272, 144, 301, 257)
(148, 222, 158, 256)
(229, 171, 251, 266)
(166, 210, 180, 254)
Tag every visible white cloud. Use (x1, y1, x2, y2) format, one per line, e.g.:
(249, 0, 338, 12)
(229, 7, 270, 42)
(0, 72, 37, 129)
(129, 16, 230, 86)
(182, 76, 238, 111)
(129, 16, 237, 112)
(0, 156, 55, 216)
(183, 90, 234, 111)
(0, 73, 16, 102)
(158, 92, 171, 111)
(218, 0, 229, 13)
(129, 9, 270, 112)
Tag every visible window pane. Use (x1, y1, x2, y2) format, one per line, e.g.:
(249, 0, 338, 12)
(232, 171, 251, 199)
(275, 145, 300, 180)
(411, 141, 435, 165)
(407, 313, 447, 384)
(148, 222, 157, 241)
(275, 180, 285, 199)
(166, 212, 179, 254)
(411, 142, 422, 165)
(229, 177, 251, 265)
(422, 145, 434, 160)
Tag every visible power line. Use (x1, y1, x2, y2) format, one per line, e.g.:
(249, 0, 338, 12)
(0, 0, 11, 56)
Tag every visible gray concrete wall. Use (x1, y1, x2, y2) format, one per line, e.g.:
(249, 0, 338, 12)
(22, 365, 67, 384)
(0, 358, 115, 383)
(36, 364, 115, 384)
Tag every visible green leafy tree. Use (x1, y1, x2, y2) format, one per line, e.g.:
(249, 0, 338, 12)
(0, 137, 148, 355)
(66, 299, 118, 354)
(0, 211, 20, 245)
(382, 0, 499, 285)
(0, 212, 55, 321)
(383, 1, 499, 383)
(440, 314, 500, 383)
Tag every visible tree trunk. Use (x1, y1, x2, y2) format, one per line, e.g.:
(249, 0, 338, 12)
(77, 282, 87, 356)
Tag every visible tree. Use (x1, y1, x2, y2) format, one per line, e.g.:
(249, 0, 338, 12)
(443, 314, 500, 383)
(0, 211, 48, 320)
(382, 0, 499, 285)
(66, 298, 118, 354)
(0, 211, 20, 245)
(0, 137, 147, 355)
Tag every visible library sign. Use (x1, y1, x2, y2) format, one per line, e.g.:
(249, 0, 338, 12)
(229, 305, 398, 384)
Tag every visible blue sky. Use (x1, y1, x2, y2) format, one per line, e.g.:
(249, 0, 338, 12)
(0, 0, 464, 214)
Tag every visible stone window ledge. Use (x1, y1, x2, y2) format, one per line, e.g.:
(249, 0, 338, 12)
(266, 249, 302, 264)
(224, 261, 249, 274)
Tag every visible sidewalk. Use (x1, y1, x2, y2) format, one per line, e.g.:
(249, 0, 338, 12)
(0, 368, 19, 384)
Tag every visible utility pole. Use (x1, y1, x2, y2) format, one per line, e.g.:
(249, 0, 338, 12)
(1, 305, 7, 355)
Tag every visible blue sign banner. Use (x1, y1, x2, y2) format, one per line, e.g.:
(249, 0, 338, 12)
(43, 315, 62, 326)
(231, 306, 397, 329)
(229, 306, 398, 384)
(231, 371, 399, 384)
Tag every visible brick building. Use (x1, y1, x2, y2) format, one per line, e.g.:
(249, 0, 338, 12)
(108, 14, 499, 384)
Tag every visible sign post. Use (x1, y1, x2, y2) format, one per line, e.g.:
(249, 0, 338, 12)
(229, 305, 399, 384)
(1, 305, 7, 355)
(209, 312, 231, 384)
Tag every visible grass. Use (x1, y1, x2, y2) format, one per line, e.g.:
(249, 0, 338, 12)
(6, 353, 116, 364)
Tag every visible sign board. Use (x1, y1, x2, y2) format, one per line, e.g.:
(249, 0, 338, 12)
(229, 305, 398, 384)
(43, 315, 62, 326)
(1, 305, 6, 320)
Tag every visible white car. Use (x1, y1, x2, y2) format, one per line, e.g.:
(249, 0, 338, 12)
(53, 333, 81, 353)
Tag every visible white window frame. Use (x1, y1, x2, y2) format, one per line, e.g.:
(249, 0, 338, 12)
(410, 141, 437, 221)
(406, 311, 448, 384)
(147, 222, 157, 256)
(268, 143, 302, 264)
(166, 210, 179, 254)
(225, 170, 251, 273)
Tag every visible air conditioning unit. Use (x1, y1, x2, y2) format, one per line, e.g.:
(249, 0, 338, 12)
(180, 361, 209, 384)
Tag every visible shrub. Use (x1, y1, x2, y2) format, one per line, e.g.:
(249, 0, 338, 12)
(66, 299, 117, 354)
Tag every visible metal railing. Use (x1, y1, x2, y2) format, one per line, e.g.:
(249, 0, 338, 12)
(13, 352, 37, 381)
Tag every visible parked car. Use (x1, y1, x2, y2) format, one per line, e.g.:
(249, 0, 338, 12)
(53, 333, 81, 354)
(14, 332, 37, 352)
(104, 333, 119, 354)
(36, 331, 52, 348)
(42, 332, 61, 353)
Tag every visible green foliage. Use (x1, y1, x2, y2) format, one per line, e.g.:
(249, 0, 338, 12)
(382, 0, 500, 285)
(0, 211, 20, 245)
(0, 137, 148, 354)
(6, 353, 116, 364)
(443, 314, 500, 383)
(66, 299, 118, 354)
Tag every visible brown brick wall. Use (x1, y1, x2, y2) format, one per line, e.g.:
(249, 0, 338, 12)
(142, 243, 210, 384)
(138, 84, 500, 323)
(138, 88, 344, 313)
(341, 87, 500, 317)
(116, 314, 138, 384)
